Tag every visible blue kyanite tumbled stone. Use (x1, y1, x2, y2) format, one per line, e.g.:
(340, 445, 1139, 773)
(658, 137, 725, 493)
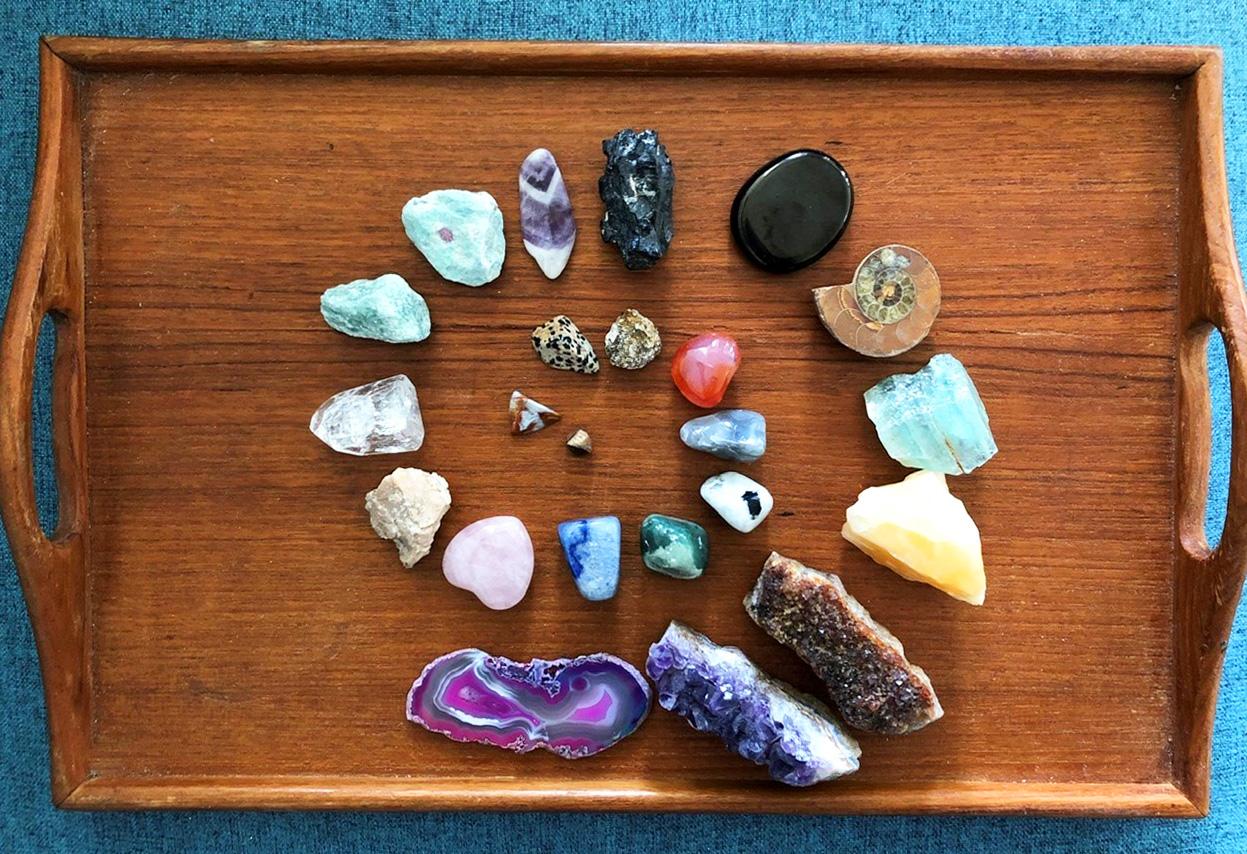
(679, 409, 766, 462)
(558, 516, 622, 601)
(401, 189, 505, 287)
(645, 621, 860, 786)
(319, 274, 431, 343)
(864, 353, 998, 475)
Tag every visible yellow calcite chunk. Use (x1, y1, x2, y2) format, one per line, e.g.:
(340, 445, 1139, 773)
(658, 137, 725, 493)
(842, 470, 985, 605)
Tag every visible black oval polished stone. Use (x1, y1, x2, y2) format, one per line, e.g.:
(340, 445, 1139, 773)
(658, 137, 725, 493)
(730, 149, 853, 274)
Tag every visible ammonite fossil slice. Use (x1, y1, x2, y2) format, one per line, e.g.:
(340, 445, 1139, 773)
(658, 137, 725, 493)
(813, 244, 940, 358)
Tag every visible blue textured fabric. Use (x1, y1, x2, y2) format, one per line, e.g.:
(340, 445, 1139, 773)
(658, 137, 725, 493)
(1, 1, 1244, 850)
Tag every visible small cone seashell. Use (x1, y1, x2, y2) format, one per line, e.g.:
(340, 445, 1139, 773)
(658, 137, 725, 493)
(813, 245, 940, 358)
(566, 428, 593, 455)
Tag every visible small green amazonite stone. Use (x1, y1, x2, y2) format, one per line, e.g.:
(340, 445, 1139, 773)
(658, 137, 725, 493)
(320, 274, 431, 343)
(640, 514, 709, 579)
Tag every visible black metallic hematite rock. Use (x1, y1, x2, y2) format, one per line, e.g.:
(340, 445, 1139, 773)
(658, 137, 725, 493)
(730, 149, 853, 273)
(598, 129, 675, 270)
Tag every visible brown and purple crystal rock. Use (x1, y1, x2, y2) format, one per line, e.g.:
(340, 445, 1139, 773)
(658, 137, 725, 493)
(743, 552, 943, 735)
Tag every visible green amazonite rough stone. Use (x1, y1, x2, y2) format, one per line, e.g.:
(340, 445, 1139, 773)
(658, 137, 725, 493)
(402, 189, 505, 287)
(640, 514, 709, 579)
(864, 353, 998, 475)
(320, 274, 431, 343)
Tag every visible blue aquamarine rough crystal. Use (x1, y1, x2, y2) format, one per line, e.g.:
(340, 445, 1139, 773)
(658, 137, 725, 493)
(320, 274, 431, 343)
(558, 516, 622, 601)
(864, 353, 997, 475)
(679, 410, 766, 462)
(645, 621, 860, 786)
(402, 190, 505, 286)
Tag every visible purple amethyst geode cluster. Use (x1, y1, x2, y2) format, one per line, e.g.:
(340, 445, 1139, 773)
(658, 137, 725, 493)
(645, 621, 861, 786)
(643, 618, 857, 787)
(407, 648, 651, 758)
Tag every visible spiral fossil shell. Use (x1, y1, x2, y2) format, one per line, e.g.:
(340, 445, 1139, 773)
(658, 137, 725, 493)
(813, 244, 940, 358)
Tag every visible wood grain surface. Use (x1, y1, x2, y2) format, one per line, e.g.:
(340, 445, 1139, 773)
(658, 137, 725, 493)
(2, 39, 1244, 815)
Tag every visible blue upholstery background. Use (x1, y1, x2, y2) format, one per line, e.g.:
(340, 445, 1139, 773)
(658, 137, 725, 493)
(1, 1, 1244, 850)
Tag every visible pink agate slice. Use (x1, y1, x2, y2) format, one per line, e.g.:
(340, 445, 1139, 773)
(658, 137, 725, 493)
(406, 648, 652, 758)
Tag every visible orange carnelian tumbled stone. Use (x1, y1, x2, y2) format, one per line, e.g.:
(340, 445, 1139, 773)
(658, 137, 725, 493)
(671, 333, 742, 408)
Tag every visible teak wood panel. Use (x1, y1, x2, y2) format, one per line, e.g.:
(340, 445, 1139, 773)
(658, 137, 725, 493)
(0, 39, 1243, 816)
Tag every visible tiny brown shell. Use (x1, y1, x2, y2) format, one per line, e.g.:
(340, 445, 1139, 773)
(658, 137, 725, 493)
(813, 244, 940, 358)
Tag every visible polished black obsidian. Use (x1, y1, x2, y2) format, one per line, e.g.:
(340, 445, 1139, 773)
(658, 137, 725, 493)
(730, 149, 853, 274)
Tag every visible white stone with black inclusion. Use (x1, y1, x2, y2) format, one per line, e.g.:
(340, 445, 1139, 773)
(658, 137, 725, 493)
(699, 471, 774, 533)
(531, 314, 600, 374)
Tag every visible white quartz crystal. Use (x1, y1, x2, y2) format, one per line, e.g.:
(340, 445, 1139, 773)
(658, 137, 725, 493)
(309, 374, 425, 455)
(365, 468, 452, 568)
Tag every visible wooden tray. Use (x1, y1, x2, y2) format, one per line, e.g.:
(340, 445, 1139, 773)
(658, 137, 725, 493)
(2, 38, 1245, 816)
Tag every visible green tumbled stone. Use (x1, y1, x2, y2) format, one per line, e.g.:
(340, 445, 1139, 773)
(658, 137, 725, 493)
(320, 274, 431, 344)
(640, 514, 709, 579)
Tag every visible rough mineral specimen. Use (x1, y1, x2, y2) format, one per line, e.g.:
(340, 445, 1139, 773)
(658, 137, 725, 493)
(604, 308, 662, 370)
(519, 148, 576, 279)
(680, 410, 766, 462)
(309, 374, 425, 455)
(442, 516, 534, 610)
(532, 314, 600, 374)
(731, 149, 853, 273)
(319, 273, 431, 343)
(864, 353, 997, 474)
(566, 428, 593, 455)
(558, 516, 621, 601)
(510, 390, 561, 434)
(407, 648, 651, 758)
(364, 468, 452, 568)
(640, 514, 709, 579)
(401, 189, 505, 286)
(843, 470, 985, 605)
(671, 332, 741, 408)
(599, 129, 675, 270)
(814, 245, 941, 359)
(744, 552, 944, 735)
(700, 472, 773, 533)
(645, 621, 860, 786)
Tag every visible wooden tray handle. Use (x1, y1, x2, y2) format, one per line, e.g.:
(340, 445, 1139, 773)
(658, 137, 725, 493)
(0, 46, 84, 577)
(1175, 54, 1247, 812)
(0, 42, 90, 803)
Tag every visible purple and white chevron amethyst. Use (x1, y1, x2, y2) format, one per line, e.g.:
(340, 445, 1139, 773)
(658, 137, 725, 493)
(518, 148, 577, 279)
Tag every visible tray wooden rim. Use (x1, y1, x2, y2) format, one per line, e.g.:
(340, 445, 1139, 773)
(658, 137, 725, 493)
(2, 37, 1245, 816)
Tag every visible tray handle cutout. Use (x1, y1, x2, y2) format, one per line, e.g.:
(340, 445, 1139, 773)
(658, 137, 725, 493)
(1174, 53, 1247, 813)
(0, 43, 90, 803)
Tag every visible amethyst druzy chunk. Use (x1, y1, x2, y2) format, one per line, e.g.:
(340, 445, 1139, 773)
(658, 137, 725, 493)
(599, 129, 675, 270)
(519, 148, 576, 279)
(406, 648, 651, 758)
(645, 622, 860, 786)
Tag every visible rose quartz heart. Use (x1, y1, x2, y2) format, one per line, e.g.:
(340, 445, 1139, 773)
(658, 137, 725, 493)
(442, 516, 534, 610)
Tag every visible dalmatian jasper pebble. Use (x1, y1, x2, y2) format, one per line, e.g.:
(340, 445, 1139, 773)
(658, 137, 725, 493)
(531, 315, 600, 374)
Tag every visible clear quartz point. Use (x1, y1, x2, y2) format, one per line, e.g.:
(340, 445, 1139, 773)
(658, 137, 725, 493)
(310, 374, 425, 455)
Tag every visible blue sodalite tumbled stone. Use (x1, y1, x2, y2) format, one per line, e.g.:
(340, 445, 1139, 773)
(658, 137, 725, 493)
(679, 409, 766, 462)
(864, 353, 997, 475)
(319, 274, 431, 343)
(557, 516, 622, 601)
